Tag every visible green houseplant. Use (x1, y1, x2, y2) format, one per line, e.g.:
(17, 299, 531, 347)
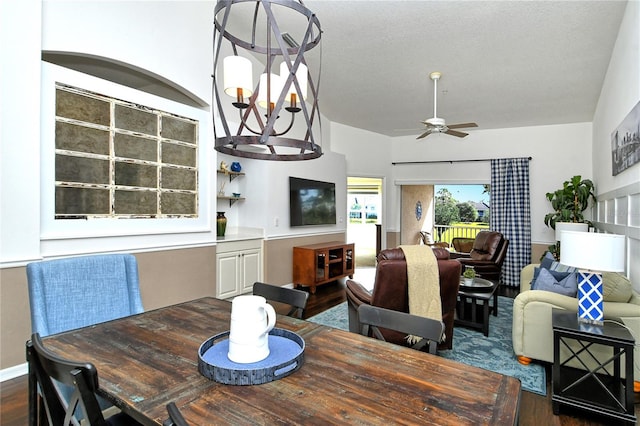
(462, 266, 476, 284)
(543, 175, 596, 259)
(543, 175, 596, 229)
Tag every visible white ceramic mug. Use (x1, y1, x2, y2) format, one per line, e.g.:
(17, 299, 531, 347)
(228, 295, 276, 363)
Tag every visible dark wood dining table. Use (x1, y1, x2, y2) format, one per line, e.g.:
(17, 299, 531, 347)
(41, 297, 520, 425)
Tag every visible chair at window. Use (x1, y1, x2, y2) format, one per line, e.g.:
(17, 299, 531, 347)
(253, 282, 309, 319)
(163, 402, 189, 426)
(419, 231, 450, 249)
(451, 237, 475, 254)
(357, 305, 445, 355)
(26, 333, 141, 426)
(454, 231, 509, 281)
(26, 254, 144, 337)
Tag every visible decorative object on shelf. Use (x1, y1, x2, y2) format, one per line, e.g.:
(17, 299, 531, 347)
(559, 231, 625, 324)
(463, 266, 476, 285)
(218, 179, 227, 196)
(212, 0, 322, 161)
(232, 193, 241, 198)
(611, 100, 640, 176)
(216, 211, 227, 237)
(230, 161, 242, 172)
(220, 161, 229, 172)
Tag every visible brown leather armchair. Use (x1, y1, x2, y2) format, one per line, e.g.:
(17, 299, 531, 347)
(346, 247, 461, 350)
(455, 231, 508, 281)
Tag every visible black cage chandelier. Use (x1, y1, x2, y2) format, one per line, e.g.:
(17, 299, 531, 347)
(213, 0, 322, 161)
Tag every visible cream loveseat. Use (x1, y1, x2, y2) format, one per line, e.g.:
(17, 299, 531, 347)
(512, 263, 640, 386)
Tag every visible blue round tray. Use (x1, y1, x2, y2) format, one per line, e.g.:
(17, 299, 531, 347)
(198, 328, 304, 385)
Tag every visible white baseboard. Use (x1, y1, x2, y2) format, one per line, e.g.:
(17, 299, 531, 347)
(1, 363, 27, 381)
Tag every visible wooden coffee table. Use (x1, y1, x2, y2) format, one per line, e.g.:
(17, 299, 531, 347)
(455, 277, 498, 337)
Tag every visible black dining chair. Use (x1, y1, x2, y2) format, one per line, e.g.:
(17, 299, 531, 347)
(253, 282, 309, 319)
(163, 402, 189, 426)
(357, 304, 445, 355)
(26, 333, 141, 426)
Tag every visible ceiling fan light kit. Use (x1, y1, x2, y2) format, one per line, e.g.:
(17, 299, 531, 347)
(416, 71, 478, 140)
(213, 0, 322, 161)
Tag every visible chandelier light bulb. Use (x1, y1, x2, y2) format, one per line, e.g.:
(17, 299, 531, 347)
(257, 73, 283, 110)
(223, 56, 253, 106)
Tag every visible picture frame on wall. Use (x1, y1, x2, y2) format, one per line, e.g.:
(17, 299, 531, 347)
(611, 100, 640, 176)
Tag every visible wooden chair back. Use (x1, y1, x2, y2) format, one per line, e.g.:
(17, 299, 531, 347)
(27, 333, 108, 426)
(357, 305, 445, 354)
(253, 282, 309, 319)
(163, 402, 189, 426)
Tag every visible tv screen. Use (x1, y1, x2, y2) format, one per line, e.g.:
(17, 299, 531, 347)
(289, 177, 336, 226)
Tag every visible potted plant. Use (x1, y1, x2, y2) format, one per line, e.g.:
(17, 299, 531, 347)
(543, 175, 596, 259)
(463, 266, 476, 285)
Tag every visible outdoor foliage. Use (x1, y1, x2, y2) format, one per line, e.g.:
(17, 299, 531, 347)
(435, 189, 460, 226)
(457, 202, 478, 222)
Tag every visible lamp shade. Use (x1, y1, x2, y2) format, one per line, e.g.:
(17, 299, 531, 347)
(554, 222, 588, 242)
(257, 73, 283, 109)
(223, 56, 253, 98)
(280, 61, 307, 102)
(559, 231, 625, 272)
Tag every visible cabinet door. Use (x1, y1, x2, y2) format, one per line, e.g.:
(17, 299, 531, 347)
(217, 251, 240, 299)
(241, 249, 262, 293)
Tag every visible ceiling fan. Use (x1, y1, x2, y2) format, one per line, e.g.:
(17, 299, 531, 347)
(417, 71, 478, 139)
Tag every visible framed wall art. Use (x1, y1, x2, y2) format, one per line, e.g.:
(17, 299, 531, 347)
(611, 100, 640, 176)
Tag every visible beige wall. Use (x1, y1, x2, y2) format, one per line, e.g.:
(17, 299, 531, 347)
(0, 246, 216, 369)
(263, 233, 346, 285)
(400, 185, 434, 245)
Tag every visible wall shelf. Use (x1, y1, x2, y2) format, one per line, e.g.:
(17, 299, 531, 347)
(217, 169, 245, 182)
(217, 196, 245, 207)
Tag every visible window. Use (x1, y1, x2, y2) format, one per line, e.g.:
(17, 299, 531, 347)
(41, 62, 211, 244)
(55, 84, 198, 219)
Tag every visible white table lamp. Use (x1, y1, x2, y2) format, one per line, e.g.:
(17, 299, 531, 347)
(559, 231, 625, 324)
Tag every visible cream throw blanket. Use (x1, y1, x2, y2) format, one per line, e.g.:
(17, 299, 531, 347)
(399, 245, 442, 345)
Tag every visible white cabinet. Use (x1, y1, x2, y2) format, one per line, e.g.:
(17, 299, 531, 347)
(216, 239, 262, 299)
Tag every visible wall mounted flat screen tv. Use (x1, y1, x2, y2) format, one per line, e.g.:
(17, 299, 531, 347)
(289, 177, 336, 226)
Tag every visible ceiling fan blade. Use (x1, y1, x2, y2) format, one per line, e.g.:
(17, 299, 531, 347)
(445, 129, 469, 138)
(447, 122, 478, 130)
(416, 130, 433, 140)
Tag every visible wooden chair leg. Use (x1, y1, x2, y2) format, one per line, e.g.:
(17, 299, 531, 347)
(516, 356, 532, 365)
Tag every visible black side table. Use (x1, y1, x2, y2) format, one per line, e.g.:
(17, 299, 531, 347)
(552, 309, 636, 425)
(455, 277, 498, 337)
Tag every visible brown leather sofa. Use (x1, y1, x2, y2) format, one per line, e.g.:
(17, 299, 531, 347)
(346, 247, 461, 350)
(453, 231, 508, 281)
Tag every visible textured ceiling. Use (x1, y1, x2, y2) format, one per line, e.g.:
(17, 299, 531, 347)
(298, 1, 627, 137)
(50, 1, 628, 140)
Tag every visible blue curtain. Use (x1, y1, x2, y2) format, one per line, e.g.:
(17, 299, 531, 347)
(490, 158, 531, 287)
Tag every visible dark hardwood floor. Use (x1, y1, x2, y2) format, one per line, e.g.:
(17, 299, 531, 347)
(2, 275, 637, 425)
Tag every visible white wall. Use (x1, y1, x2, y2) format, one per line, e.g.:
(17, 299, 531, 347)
(41, 0, 213, 105)
(0, 0, 43, 265)
(592, 0, 640, 193)
(591, 1, 640, 292)
(332, 120, 593, 247)
(216, 151, 347, 239)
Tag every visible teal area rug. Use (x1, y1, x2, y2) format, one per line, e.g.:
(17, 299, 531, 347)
(307, 296, 546, 396)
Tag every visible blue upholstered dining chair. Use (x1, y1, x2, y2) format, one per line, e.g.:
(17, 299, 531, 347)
(26, 254, 145, 423)
(26, 254, 144, 337)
